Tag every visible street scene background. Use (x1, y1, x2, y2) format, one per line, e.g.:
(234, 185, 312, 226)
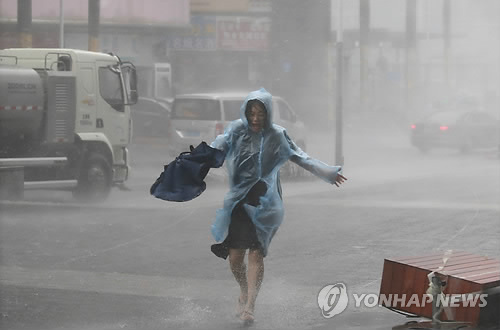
(1, 0, 499, 329)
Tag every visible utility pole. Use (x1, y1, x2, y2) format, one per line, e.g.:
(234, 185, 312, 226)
(406, 0, 417, 117)
(443, 0, 451, 104)
(335, 0, 344, 166)
(59, 0, 64, 48)
(88, 0, 100, 51)
(17, 0, 32, 48)
(359, 0, 370, 113)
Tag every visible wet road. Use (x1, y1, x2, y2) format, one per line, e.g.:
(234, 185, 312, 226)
(1, 126, 499, 330)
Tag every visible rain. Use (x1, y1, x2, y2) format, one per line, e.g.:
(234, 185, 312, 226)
(0, 1, 499, 329)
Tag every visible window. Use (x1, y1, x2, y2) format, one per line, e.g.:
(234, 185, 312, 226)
(80, 67, 94, 94)
(132, 99, 170, 138)
(223, 100, 242, 121)
(156, 75, 173, 99)
(57, 55, 72, 71)
(155, 65, 173, 99)
(467, 113, 492, 124)
(137, 68, 153, 98)
(428, 112, 462, 125)
(133, 99, 168, 115)
(172, 99, 220, 120)
(277, 99, 294, 122)
(98, 66, 124, 112)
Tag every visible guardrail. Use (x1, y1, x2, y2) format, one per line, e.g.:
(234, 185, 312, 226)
(0, 157, 69, 200)
(0, 157, 67, 167)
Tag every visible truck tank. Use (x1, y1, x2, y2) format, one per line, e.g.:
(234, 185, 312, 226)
(0, 65, 45, 144)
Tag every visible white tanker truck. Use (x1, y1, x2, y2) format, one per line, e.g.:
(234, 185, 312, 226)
(0, 48, 138, 201)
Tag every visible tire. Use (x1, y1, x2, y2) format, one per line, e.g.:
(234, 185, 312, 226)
(73, 152, 112, 202)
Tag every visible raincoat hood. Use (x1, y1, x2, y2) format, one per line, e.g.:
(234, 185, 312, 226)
(210, 88, 342, 257)
(240, 88, 273, 130)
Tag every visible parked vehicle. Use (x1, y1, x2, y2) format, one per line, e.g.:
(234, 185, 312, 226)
(170, 92, 307, 148)
(136, 62, 173, 106)
(131, 97, 171, 145)
(410, 110, 499, 153)
(169, 92, 308, 177)
(0, 48, 137, 200)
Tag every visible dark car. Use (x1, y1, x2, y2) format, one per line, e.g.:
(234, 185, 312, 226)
(131, 97, 171, 144)
(410, 111, 499, 153)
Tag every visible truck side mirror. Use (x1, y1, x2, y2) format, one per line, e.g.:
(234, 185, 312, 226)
(129, 69, 138, 104)
(129, 89, 138, 105)
(122, 63, 138, 105)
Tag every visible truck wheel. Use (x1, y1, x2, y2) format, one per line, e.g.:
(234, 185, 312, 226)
(73, 153, 112, 201)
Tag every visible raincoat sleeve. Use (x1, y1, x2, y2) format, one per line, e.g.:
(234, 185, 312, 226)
(210, 120, 237, 155)
(284, 131, 342, 185)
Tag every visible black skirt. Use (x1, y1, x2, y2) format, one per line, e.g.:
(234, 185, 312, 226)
(211, 181, 267, 259)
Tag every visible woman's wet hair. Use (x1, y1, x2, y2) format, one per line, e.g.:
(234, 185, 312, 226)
(245, 100, 266, 117)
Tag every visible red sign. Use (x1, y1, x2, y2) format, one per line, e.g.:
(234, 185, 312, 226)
(216, 17, 270, 51)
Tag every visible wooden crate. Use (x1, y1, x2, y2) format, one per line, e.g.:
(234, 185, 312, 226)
(379, 251, 499, 326)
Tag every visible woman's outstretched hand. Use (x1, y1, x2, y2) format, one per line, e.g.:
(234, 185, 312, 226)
(334, 174, 347, 187)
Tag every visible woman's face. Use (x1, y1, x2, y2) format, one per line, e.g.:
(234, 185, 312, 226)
(247, 104, 267, 133)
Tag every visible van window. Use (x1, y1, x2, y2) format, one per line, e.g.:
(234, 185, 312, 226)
(172, 99, 220, 120)
(223, 100, 242, 121)
(277, 99, 294, 122)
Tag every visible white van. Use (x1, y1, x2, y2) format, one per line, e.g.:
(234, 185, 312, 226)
(169, 92, 308, 158)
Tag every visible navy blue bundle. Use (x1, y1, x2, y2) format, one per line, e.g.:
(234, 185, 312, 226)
(150, 141, 225, 202)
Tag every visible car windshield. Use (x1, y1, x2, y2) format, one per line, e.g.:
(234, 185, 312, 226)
(427, 112, 463, 124)
(172, 99, 220, 120)
(223, 100, 242, 121)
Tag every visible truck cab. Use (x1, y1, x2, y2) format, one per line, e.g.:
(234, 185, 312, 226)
(0, 48, 138, 200)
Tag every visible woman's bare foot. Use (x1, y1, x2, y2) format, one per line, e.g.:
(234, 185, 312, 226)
(236, 294, 248, 317)
(240, 309, 254, 325)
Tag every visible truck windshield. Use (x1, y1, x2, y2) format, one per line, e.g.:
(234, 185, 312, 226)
(98, 66, 124, 112)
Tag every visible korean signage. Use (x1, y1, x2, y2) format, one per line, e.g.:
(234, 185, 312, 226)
(170, 15, 270, 52)
(248, 0, 271, 13)
(168, 15, 217, 51)
(216, 17, 270, 51)
(190, 0, 271, 13)
(191, 0, 249, 13)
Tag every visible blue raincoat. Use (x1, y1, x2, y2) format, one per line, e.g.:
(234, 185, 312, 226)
(210, 88, 342, 257)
